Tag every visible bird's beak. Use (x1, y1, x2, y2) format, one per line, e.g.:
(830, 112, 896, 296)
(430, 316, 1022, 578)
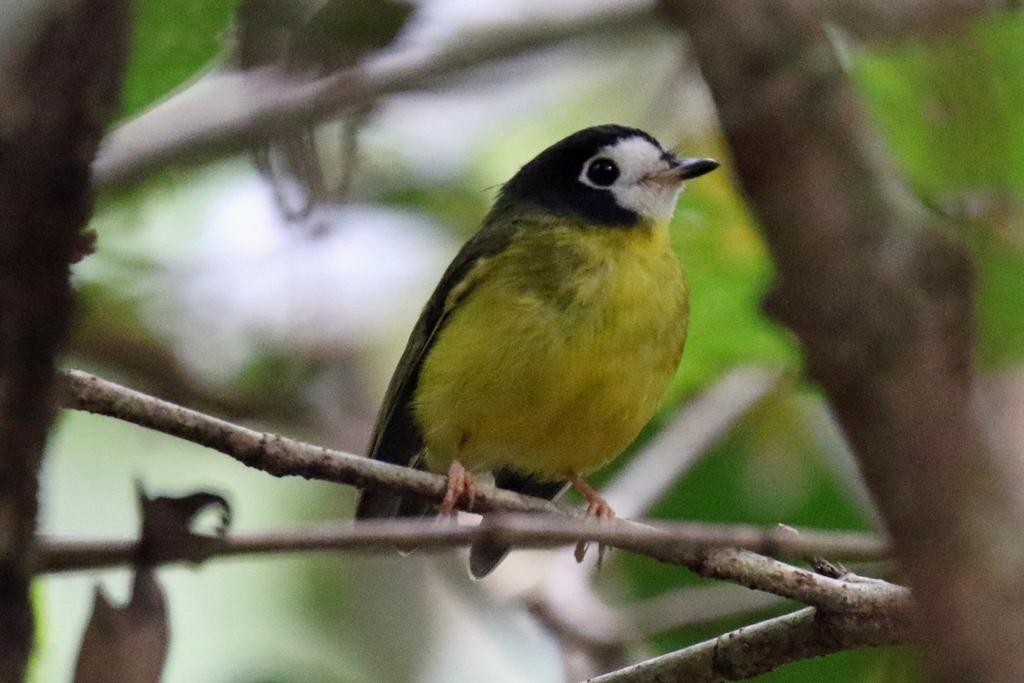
(673, 157, 720, 180)
(645, 156, 719, 187)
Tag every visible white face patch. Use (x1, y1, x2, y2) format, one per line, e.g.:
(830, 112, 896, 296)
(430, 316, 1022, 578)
(578, 136, 684, 222)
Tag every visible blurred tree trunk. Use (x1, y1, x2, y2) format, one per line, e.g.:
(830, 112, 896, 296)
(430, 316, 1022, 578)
(665, 1, 1024, 682)
(0, 2, 130, 680)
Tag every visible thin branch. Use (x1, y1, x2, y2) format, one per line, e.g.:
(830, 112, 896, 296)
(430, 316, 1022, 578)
(59, 368, 568, 515)
(59, 369, 902, 611)
(34, 515, 884, 574)
(586, 605, 905, 683)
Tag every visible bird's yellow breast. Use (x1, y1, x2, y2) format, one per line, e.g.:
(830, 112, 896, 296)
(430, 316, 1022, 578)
(414, 218, 688, 481)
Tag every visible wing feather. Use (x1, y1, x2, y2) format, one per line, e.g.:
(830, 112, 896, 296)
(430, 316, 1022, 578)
(354, 220, 517, 518)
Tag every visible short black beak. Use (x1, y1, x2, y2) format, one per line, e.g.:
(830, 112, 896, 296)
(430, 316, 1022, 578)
(674, 157, 719, 180)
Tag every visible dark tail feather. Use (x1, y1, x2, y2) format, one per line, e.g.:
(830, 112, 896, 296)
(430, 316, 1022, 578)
(469, 539, 512, 578)
(468, 471, 567, 579)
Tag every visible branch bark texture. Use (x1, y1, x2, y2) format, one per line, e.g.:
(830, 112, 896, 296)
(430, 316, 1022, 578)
(587, 606, 900, 683)
(0, 2, 130, 680)
(666, 2, 1024, 681)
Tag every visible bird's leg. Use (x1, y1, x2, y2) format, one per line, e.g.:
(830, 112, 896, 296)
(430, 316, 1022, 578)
(437, 459, 478, 517)
(570, 475, 615, 519)
(569, 474, 615, 565)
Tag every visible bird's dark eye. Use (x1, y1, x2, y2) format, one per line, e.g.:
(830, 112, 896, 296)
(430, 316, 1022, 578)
(585, 158, 619, 187)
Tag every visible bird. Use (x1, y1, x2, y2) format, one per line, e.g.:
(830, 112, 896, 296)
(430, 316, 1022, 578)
(355, 124, 718, 577)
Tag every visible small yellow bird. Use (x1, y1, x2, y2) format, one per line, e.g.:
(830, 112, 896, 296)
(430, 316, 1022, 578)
(356, 125, 718, 577)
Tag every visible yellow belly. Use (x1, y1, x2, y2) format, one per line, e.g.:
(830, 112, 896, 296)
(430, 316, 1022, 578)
(414, 220, 688, 481)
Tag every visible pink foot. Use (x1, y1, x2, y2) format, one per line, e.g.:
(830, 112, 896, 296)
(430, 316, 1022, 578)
(570, 475, 616, 566)
(437, 460, 478, 516)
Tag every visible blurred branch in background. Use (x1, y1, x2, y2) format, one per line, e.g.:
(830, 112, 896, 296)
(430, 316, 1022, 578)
(614, 584, 785, 642)
(92, 4, 656, 191)
(530, 583, 785, 655)
(0, 1, 131, 681)
(795, 0, 1012, 39)
(92, 0, 1013, 194)
(669, 1, 1024, 682)
(238, 0, 414, 218)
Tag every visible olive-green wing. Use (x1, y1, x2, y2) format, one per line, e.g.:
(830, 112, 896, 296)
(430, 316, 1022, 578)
(354, 220, 517, 519)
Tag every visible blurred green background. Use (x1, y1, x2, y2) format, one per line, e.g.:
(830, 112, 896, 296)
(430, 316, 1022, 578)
(29, 1, 1024, 681)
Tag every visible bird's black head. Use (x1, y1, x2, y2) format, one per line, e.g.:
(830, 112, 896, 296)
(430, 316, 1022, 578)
(495, 124, 718, 227)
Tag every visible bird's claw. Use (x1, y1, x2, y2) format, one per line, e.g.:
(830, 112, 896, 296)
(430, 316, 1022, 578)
(437, 460, 477, 518)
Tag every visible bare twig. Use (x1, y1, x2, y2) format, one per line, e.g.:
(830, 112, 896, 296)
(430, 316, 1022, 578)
(35, 515, 884, 574)
(59, 369, 899, 610)
(586, 605, 906, 683)
(59, 369, 569, 516)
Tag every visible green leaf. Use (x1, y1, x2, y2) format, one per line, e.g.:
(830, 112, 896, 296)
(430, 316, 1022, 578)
(121, 0, 236, 119)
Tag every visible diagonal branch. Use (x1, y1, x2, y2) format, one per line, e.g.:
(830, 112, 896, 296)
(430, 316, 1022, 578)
(586, 605, 905, 683)
(601, 367, 780, 518)
(92, 5, 656, 191)
(59, 368, 567, 515)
